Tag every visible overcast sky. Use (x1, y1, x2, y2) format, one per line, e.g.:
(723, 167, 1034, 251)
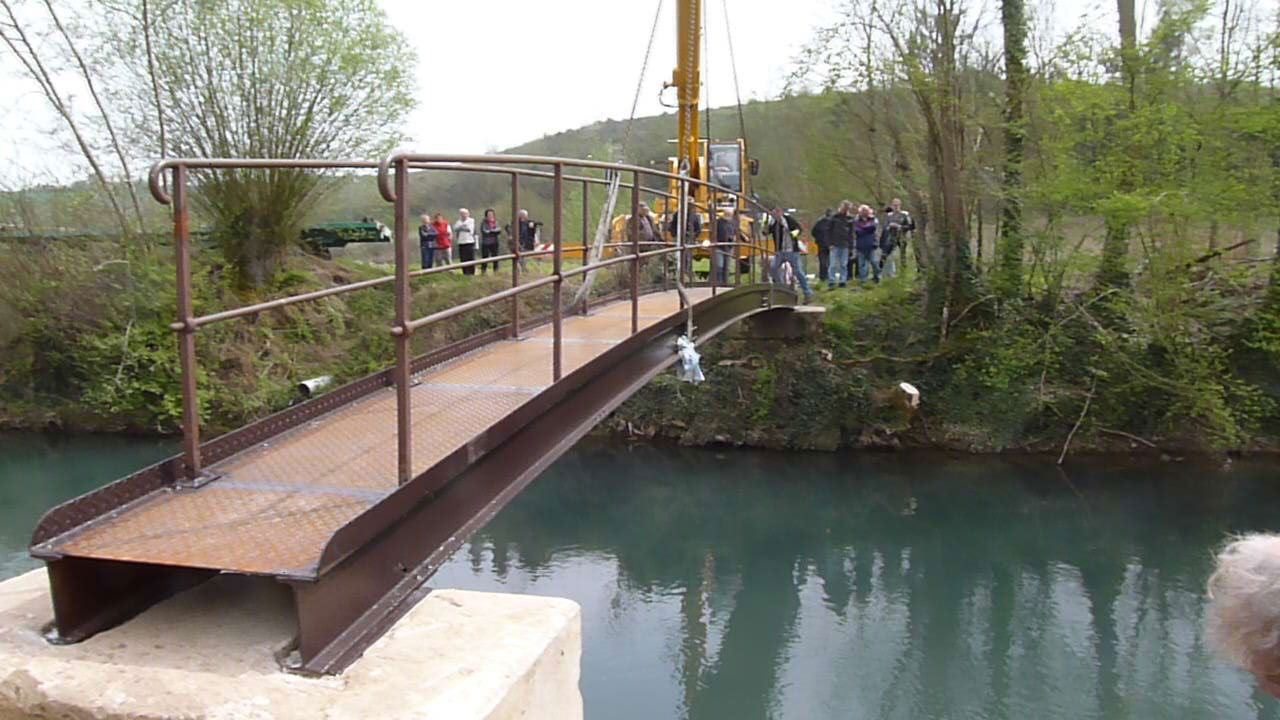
(0, 0, 1119, 186)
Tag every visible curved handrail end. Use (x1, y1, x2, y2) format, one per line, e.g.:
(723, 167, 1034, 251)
(377, 150, 406, 203)
(148, 159, 175, 205)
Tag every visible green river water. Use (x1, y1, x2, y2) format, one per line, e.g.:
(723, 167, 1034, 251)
(2, 431, 1278, 719)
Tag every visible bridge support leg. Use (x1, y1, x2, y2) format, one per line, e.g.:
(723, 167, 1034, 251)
(44, 557, 214, 645)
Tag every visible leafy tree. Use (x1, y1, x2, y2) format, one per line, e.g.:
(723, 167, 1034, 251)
(789, 0, 985, 328)
(114, 0, 415, 288)
(0, 0, 139, 237)
(995, 0, 1029, 298)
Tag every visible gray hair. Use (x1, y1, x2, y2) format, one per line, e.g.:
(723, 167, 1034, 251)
(1207, 534, 1280, 674)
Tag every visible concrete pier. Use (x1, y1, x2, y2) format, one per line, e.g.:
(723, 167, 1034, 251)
(0, 569, 581, 720)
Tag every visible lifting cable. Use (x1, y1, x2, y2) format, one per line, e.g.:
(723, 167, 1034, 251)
(622, 0, 665, 161)
(720, 0, 751, 167)
(703, 0, 712, 146)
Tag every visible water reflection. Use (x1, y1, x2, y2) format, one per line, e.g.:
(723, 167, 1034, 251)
(432, 444, 1280, 719)
(0, 432, 175, 580)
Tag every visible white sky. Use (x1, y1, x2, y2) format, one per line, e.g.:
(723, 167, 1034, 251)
(0, 0, 1118, 186)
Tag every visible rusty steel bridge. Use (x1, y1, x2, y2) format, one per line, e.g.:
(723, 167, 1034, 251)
(28, 152, 804, 675)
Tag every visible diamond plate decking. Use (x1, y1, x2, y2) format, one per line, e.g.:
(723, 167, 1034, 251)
(34, 289, 714, 578)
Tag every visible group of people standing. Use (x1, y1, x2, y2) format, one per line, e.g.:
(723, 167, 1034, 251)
(808, 198, 914, 289)
(417, 208, 508, 275)
(414, 199, 913, 295)
(761, 197, 914, 303)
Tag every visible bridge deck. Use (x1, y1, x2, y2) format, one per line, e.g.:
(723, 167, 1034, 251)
(38, 288, 714, 579)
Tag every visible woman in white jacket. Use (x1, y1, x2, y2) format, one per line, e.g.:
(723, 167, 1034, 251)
(453, 208, 477, 275)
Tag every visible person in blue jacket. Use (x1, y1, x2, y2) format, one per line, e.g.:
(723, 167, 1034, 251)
(853, 204, 880, 284)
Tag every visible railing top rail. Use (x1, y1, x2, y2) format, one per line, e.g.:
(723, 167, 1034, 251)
(379, 151, 769, 214)
(410, 162, 683, 201)
(148, 158, 376, 205)
(149, 155, 759, 211)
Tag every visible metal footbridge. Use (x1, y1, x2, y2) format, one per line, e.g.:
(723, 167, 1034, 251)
(28, 153, 803, 675)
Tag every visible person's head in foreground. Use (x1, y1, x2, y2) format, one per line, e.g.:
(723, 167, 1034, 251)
(1208, 533, 1280, 698)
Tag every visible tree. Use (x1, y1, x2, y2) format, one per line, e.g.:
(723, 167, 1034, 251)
(877, 0, 981, 322)
(790, 0, 983, 326)
(1093, 0, 1148, 291)
(119, 0, 415, 288)
(995, 0, 1028, 298)
(0, 0, 134, 237)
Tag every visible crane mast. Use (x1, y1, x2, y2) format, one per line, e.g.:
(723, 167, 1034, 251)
(673, 0, 701, 181)
(608, 0, 757, 260)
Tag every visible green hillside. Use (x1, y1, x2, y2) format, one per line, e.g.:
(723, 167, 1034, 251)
(0, 93, 893, 239)
(310, 94, 875, 235)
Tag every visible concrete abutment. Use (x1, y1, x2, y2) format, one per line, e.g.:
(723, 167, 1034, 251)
(0, 569, 582, 719)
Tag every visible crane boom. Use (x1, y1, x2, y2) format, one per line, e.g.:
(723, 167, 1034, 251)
(673, 0, 701, 180)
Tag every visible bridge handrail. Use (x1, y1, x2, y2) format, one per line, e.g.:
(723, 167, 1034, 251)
(146, 154, 776, 482)
(149, 153, 753, 333)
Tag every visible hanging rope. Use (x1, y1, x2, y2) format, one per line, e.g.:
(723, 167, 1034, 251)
(571, 171, 622, 309)
(673, 163, 703, 384)
(623, 0, 665, 160)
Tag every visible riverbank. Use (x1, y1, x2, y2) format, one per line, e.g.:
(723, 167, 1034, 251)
(603, 271, 1280, 455)
(2, 243, 1276, 453)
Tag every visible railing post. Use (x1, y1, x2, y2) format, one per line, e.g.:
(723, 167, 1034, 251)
(393, 158, 413, 485)
(630, 170, 640, 335)
(552, 163, 564, 382)
(581, 179, 590, 315)
(735, 212, 742, 287)
(751, 221, 761, 285)
(710, 189, 718, 297)
(676, 173, 687, 312)
(510, 172, 520, 339)
(172, 165, 201, 481)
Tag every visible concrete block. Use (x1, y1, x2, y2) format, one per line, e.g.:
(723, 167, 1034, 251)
(0, 569, 581, 720)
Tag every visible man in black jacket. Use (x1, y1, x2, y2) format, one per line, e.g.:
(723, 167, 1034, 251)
(826, 201, 855, 289)
(879, 198, 914, 279)
(667, 200, 702, 280)
(711, 209, 744, 285)
(766, 206, 812, 302)
(512, 209, 539, 271)
(811, 208, 834, 282)
(517, 210, 538, 252)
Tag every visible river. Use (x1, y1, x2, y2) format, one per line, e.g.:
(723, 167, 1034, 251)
(2, 432, 1277, 719)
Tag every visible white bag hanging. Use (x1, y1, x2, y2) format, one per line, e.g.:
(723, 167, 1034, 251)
(675, 335, 705, 384)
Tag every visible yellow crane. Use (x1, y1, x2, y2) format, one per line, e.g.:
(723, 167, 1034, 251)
(610, 0, 760, 268)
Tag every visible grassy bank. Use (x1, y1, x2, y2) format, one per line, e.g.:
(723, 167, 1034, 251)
(603, 263, 1280, 455)
(0, 241, 643, 435)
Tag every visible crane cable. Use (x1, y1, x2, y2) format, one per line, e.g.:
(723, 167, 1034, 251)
(703, 0, 711, 147)
(720, 0, 750, 170)
(622, 0, 665, 161)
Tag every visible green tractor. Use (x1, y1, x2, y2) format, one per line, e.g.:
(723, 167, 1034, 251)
(300, 219, 391, 257)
